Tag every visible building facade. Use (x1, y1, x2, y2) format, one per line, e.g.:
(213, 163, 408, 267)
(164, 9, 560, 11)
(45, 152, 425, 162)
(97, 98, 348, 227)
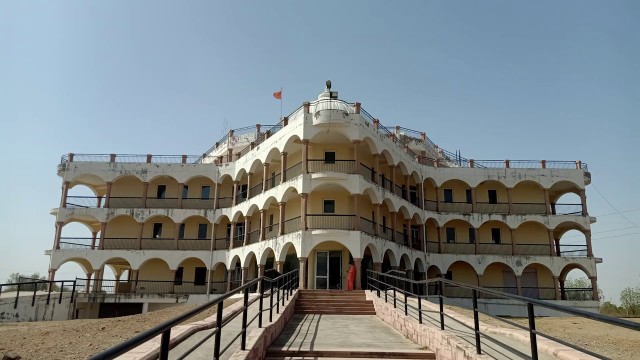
(47, 83, 600, 317)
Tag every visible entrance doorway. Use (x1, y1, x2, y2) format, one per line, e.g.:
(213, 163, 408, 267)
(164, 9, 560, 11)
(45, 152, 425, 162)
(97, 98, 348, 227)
(315, 251, 342, 289)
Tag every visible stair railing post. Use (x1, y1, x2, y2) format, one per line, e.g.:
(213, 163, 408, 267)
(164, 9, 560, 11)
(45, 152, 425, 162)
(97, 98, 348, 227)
(159, 330, 171, 360)
(58, 282, 64, 304)
(384, 274, 388, 303)
(376, 272, 380, 297)
(258, 278, 264, 328)
(46, 281, 52, 305)
(418, 294, 423, 324)
(472, 289, 481, 354)
(14, 283, 20, 309)
(393, 285, 397, 309)
(276, 278, 280, 314)
(269, 280, 274, 322)
(439, 280, 445, 330)
(282, 276, 286, 306)
(528, 303, 539, 360)
(213, 302, 223, 360)
(241, 286, 249, 350)
(32, 283, 38, 306)
(71, 280, 76, 303)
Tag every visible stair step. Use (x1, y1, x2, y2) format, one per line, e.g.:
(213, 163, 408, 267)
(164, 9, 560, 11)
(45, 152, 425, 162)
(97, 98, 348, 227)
(296, 300, 373, 304)
(295, 305, 375, 310)
(266, 350, 435, 359)
(294, 311, 377, 315)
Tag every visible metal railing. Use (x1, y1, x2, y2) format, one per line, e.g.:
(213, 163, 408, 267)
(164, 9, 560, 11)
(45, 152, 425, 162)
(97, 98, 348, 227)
(558, 245, 588, 257)
(248, 183, 263, 198)
(511, 203, 547, 214)
(307, 214, 354, 230)
(264, 173, 281, 191)
(285, 162, 302, 180)
(366, 270, 639, 360)
(177, 239, 211, 251)
(264, 224, 279, 239)
(552, 203, 583, 215)
(65, 196, 103, 208)
(214, 237, 230, 250)
(438, 202, 472, 213)
(247, 230, 260, 244)
(102, 238, 138, 250)
(359, 217, 376, 236)
(474, 202, 509, 214)
(359, 163, 376, 183)
(283, 217, 301, 234)
(89, 269, 299, 360)
(77, 279, 227, 295)
(0, 279, 78, 309)
(308, 160, 355, 174)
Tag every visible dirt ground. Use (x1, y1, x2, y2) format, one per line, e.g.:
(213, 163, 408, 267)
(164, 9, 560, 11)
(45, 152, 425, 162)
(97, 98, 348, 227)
(445, 305, 640, 360)
(0, 299, 238, 360)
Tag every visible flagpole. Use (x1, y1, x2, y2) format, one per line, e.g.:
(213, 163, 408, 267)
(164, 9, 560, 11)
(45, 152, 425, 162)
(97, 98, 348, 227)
(280, 87, 283, 121)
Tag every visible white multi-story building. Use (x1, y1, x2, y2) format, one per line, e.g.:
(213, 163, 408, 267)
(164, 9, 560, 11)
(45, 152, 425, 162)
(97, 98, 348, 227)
(47, 82, 599, 318)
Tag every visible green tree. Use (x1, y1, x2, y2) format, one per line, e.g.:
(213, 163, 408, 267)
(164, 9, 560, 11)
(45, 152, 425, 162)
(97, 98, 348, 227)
(619, 286, 640, 316)
(4, 272, 59, 292)
(564, 277, 603, 301)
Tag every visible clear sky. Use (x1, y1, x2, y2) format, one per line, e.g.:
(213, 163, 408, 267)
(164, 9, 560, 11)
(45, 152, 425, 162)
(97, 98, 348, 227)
(0, 1, 638, 303)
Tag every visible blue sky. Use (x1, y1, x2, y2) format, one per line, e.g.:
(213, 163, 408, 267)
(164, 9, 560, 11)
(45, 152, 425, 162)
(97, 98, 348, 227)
(0, 1, 638, 303)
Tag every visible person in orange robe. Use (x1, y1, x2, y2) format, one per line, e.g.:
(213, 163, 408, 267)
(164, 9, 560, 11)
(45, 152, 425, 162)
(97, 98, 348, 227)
(346, 262, 356, 291)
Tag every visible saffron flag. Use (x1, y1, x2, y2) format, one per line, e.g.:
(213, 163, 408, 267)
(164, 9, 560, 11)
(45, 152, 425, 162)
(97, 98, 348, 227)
(273, 90, 282, 100)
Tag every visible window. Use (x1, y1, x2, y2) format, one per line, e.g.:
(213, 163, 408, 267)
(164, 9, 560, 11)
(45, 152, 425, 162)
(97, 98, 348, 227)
(153, 223, 162, 238)
(324, 151, 336, 164)
(194, 267, 207, 286)
(174, 267, 184, 285)
(198, 224, 208, 239)
(446, 227, 456, 243)
(201, 186, 211, 200)
(491, 228, 501, 244)
(239, 184, 248, 199)
(178, 223, 185, 239)
(323, 199, 335, 214)
(382, 216, 387, 232)
(443, 189, 453, 203)
(466, 189, 472, 204)
(468, 228, 476, 244)
(182, 185, 189, 199)
(488, 190, 498, 204)
(156, 185, 167, 199)
(236, 223, 245, 239)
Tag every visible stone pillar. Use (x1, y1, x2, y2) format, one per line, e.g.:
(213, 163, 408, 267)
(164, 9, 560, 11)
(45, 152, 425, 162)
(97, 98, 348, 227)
(85, 273, 92, 294)
(373, 154, 380, 184)
(259, 210, 266, 241)
(227, 269, 233, 292)
(280, 152, 287, 183)
(92, 269, 103, 293)
(263, 163, 270, 190)
(299, 257, 307, 289)
(243, 217, 249, 245)
(178, 183, 185, 208)
(547, 230, 555, 256)
(174, 223, 181, 250)
(437, 226, 443, 254)
(278, 202, 286, 235)
(510, 229, 516, 255)
(373, 262, 382, 273)
(302, 140, 309, 174)
(97, 196, 103, 208)
(276, 261, 284, 273)
(90, 231, 98, 250)
(229, 222, 236, 249)
(232, 181, 239, 206)
(137, 222, 144, 250)
(585, 230, 593, 257)
(515, 275, 522, 296)
(353, 140, 360, 174)
(544, 189, 551, 215)
(354, 258, 362, 290)
(60, 181, 70, 208)
(507, 188, 514, 214)
(214, 180, 220, 209)
(353, 195, 360, 230)
(580, 190, 588, 216)
(590, 277, 599, 301)
(53, 221, 63, 250)
(553, 276, 561, 300)
(247, 173, 252, 198)
(300, 193, 308, 230)
(98, 222, 107, 250)
(470, 187, 477, 212)
(105, 182, 112, 208)
(142, 182, 149, 208)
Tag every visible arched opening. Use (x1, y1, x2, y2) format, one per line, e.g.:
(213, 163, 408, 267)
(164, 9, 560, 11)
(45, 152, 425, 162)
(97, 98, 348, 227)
(214, 215, 231, 250)
(426, 265, 443, 295)
(243, 252, 259, 292)
(263, 147, 282, 191)
(235, 169, 249, 205)
(554, 222, 589, 257)
(60, 220, 100, 250)
(147, 175, 180, 209)
(378, 150, 395, 192)
(66, 182, 103, 209)
(142, 215, 175, 250)
(308, 131, 354, 174)
(425, 218, 440, 253)
(245, 205, 261, 244)
(357, 137, 378, 183)
(178, 215, 212, 250)
(210, 262, 228, 294)
(183, 176, 216, 209)
(408, 213, 424, 251)
(423, 178, 437, 211)
(279, 242, 299, 274)
(248, 159, 265, 199)
(361, 244, 378, 290)
(262, 196, 280, 240)
(307, 241, 353, 290)
(229, 255, 242, 291)
(308, 184, 352, 230)
(174, 258, 208, 294)
(522, 263, 556, 300)
(398, 254, 411, 272)
(511, 181, 546, 214)
(231, 211, 246, 248)
(260, 248, 277, 275)
(359, 189, 378, 236)
(217, 175, 234, 208)
(514, 221, 551, 256)
(441, 219, 475, 254)
(110, 175, 144, 208)
(480, 263, 517, 297)
(475, 180, 509, 214)
(100, 257, 132, 294)
(559, 264, 596, 301)
(477, 220, 512, 255)
(103, 215, 139, 250)
(549, 181, 584, 216)
(382, 249, 397, 273)
(280, 187, 301, 234)
(445, 261, 478, 298)
(137, 258, 173, 294)
(439, 180, 472, 213)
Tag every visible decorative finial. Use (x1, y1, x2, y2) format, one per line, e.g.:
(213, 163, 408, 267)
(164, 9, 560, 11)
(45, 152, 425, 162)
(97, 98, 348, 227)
(326, 80, 332, 90)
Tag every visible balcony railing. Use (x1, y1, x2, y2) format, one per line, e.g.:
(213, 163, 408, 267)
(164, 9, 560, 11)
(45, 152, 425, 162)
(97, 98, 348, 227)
(177, 239, 211, 250)
(235, 192, 247, 205)
(395, 231, 407, 246)
(218, 196, 233, 208)
(308, 214, 354, 230)
(359, 217, 376, 236)
(249, 183, 263, 198)
(424, 200, 437, 211)
(65, 196, 103, 208)
(264, 173, 281, 191)
(232, 234, 244, 248)
(141, 238, 174, 250)
(511, 203, 547, 214)
(308, 160, 355, 174)
(285, 162, 302, 180)
(475, 202, 509, 214)
(248, 229, 260, 244)
(523, 287, 556, 300)
(378, 225, 393, 241)
(559, 245, 588, 257)
(146, 198, 179, 209)
(443, 242, 475, 254)
(426, 240, 439, 253)
(515, 244, 551, 256)
(182, 198, 215, 209)
(81, 279, 225, 295)
(359, 163, 376, 183)
(60, 241, 93, 250)
(552, 203, 583, 215)
(438, 201, 472, 213)
(283, 217, 301, 234)
(264, 224, 279, 239)
(102, 238, 138, 250)
(394, 184, 405, 199)
(214, 237, 229, 250)
(477, 243, 512, 255)
(379, 176, 393, 192)
(109, 197, 145, 208)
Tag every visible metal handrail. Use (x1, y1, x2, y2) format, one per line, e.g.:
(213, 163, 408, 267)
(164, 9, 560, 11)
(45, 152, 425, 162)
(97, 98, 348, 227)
(0, 279, 78, 309)
(366, 270, 639, 360)
(89, 270, 299, 360)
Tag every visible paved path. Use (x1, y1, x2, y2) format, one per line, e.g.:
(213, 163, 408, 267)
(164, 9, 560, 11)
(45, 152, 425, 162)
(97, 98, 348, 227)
(168, 291, 293, 360)
(271, 314, 423, 352)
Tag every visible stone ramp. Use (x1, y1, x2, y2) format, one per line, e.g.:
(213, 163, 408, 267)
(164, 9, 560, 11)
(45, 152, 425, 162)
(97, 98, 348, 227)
(267, 314, 435, 359)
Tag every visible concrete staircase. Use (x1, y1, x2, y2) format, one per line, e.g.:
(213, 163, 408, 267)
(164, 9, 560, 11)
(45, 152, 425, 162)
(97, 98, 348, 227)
(294, 290, 376, 315)
(265, 349, 436, 359)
